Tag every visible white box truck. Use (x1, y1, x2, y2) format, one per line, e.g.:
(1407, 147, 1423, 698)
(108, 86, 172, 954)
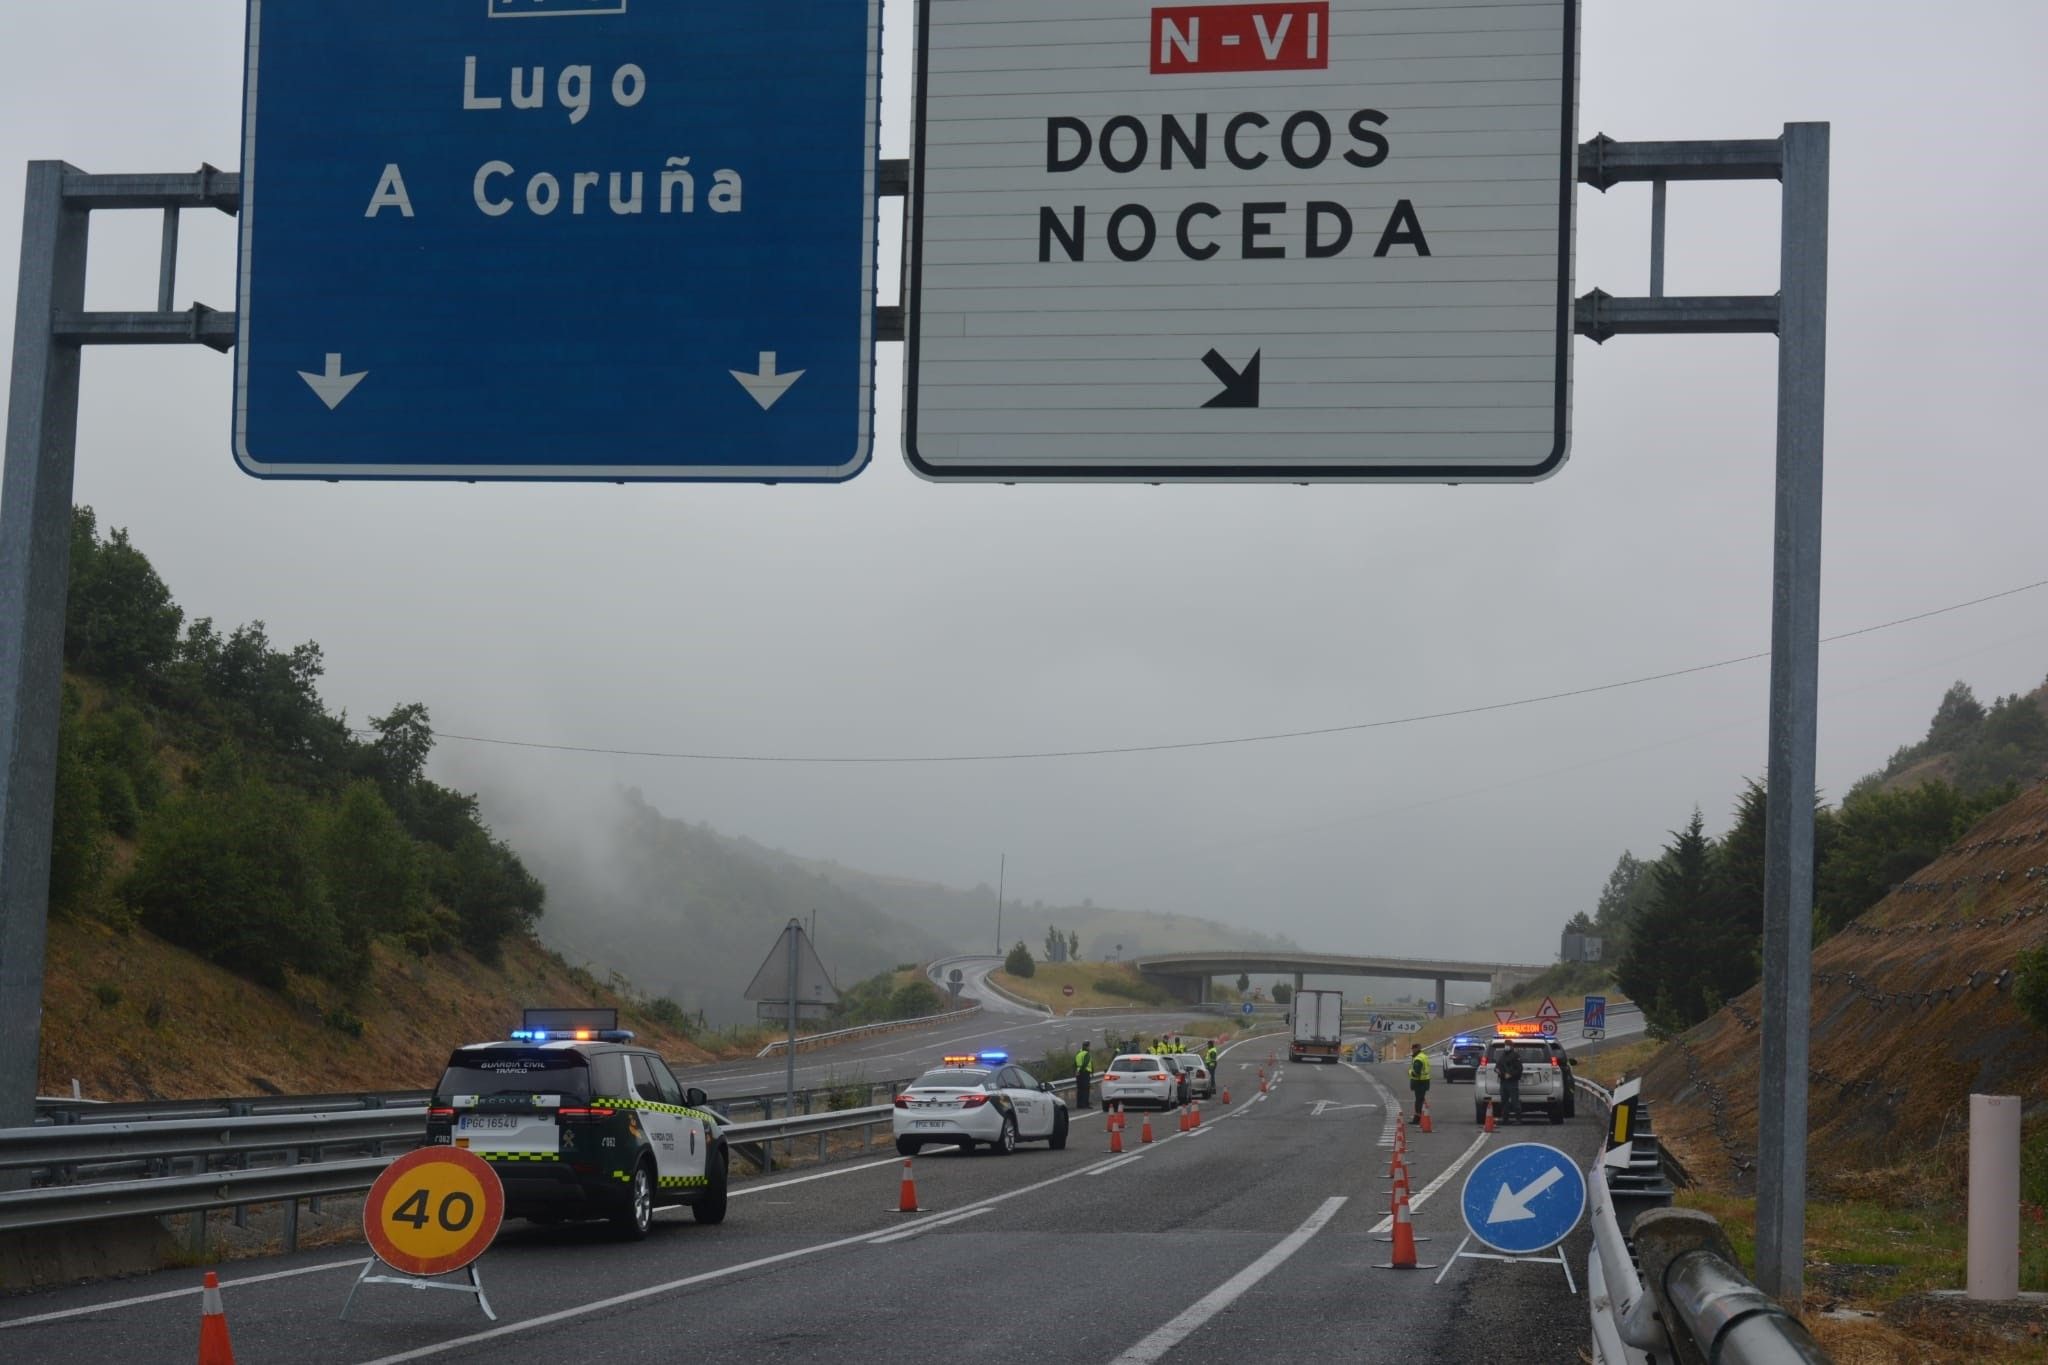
(1289, 989, 1343, 1063)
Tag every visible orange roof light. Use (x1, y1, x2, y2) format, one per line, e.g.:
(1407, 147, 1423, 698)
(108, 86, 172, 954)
(1495, 1021, 1541, 1036)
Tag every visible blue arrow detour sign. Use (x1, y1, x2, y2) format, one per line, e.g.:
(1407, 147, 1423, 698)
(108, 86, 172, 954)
(1459, 1143, 1587, 1256)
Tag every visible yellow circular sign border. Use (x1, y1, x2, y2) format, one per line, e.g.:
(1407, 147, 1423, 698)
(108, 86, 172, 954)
(364, 1146, 506, 1277)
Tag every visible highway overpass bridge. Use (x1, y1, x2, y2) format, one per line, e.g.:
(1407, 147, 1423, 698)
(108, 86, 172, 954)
(1130, 951, 1550, 1016)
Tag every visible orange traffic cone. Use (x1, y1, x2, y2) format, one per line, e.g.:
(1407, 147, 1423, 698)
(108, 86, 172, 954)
(1221, 1087, 1231, 1105)
(198, 1271, 235, 1365)
(1259, 1074, 1269, 1094)
(1371, 1196, 1438, 1269)
(1108, 1117, 1123, 1154)
(1178, 1105, 1190, 1133)
(896, 1158, 921, 1213)
(1484, 1099, 1497, 1133)
(1191, 1102, 1202, 1129)
(1140, 1113, 1154, 1144)
(1384, 1170, 1410, 1212)
(1420, 1100, 1434, 1134)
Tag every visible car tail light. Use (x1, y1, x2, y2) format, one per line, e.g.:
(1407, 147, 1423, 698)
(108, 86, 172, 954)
(1551, 1058, 1561, 1068)
(428, 1107, 455, 1120)
(1152, 1074, 1169, 1083)
(960, 1094, 989, 1108)
(555, 1106, 615, 1121)
(893, 1094, 912, 1109)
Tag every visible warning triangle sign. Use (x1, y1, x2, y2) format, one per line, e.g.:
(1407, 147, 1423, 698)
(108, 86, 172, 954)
(1495, 1008, 1516, 1025)
(744, 919, 840, 1005)
(1536, 996, 1561, 1020)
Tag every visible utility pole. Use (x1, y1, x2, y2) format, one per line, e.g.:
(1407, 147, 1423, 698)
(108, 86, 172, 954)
(994, 853, 1005, 956)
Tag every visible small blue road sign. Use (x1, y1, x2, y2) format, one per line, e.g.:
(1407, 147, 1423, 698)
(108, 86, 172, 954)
(1583, 996, 1607, 1033)
(1459, 1143, 1587, 1256)
(235, 0, 882, 480)
(1241, 1002, 1255, 1017)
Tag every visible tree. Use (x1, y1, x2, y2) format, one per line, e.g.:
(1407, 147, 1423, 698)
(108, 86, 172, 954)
(322, 782, 424, 957)
(65, 508, 183, 689)
(1616, 810, 1734, 1035)
(1068, 929, 1080, 960)
(47, 686, 106, 916)
(1924, 681, 1987, 755)
(1272, 982, 1293, 1004)
(370, 702, 435, 794)
(1955, 693, 2048, 793)
(1004, 940, 1036, 978)
(1817, 780, 2015, 937)
(1590, 851, 1649, 955)
(1044, 924, 1066, 963)
(1236, 972, 1251, 995)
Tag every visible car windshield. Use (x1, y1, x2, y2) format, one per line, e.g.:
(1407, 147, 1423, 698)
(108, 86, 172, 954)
(912, 1069, 990, 1088)
(436, 1049, 590, 1103)
(1174, 1055, 1204, 1067)
(1109, 1058, 1159, 1072)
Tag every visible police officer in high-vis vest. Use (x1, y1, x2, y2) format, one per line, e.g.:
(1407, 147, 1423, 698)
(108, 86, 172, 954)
(1204, 1043, 1219, 1088)
(1408, 1043, 1432, 1124)
(1073, 1042, 1093, 1110)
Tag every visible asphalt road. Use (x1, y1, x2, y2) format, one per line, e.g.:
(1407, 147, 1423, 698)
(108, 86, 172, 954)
(2, 1036, 1607, 1363)
(673, 957, 1211, 1102)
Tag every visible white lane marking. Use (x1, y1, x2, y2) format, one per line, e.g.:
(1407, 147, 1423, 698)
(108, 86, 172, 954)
(1184, 1127, 1210, 1138)
(867, 1206, 995, 1244)
(1368, 1129, 1493, 1235)
(1354, 1064, 1403, 1148)
(354, 1139, 1156, 1363)
(1087, 1154, 1146, 1176)
(0, 1257, 371, 1329)
(731, 1154, 906, 1197)
(1106, 1196, 1348, 1365)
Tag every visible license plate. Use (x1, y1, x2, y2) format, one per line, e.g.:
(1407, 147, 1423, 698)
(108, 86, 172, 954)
(458, 1115, 520, 1132)
(914, 1120, 950, 1129)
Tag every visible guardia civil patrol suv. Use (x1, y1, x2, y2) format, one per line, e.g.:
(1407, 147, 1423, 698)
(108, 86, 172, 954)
(427, 1009, 728, 1239)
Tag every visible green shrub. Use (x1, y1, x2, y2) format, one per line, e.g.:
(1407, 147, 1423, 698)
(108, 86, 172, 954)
(2016, 946, 2048, 1033)
(324, 1007, 365, 1038)
(93, 983, 122, 1008)
(1003, 941, 1036, 978)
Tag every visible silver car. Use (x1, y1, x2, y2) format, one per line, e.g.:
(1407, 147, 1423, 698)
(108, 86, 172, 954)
(1099, 1054, 1180, 1111)
(1171, 1053, 1216, 1100)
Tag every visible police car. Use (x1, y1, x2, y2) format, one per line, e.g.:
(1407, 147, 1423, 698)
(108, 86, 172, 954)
(1442, 1035, 1485, 1083)
(427, 1010, 728, 1240)
(892, 1052, 1069, 1156)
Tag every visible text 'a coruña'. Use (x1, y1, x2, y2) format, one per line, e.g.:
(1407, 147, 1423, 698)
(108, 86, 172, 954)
(1036, 109, 1431, 263)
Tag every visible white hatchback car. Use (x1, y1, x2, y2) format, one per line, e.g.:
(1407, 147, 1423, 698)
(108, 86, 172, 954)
(1171, 1054, 1216, 1100)
(892, 1054, 1069, 1155)
(1099, 1054, 1180, 1111)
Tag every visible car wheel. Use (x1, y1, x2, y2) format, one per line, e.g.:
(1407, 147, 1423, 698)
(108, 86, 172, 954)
(693, 1147, 729, 1224)
(611, 1161, 655, 1240)
(895, 1136, 921, 1157)
(1049, 1109, 1068, 1150)
(1548, 1103, 1564, 1125)
(993, 1115, 1018, 1155)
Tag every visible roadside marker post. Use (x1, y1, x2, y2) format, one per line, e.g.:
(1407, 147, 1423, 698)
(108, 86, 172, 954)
(1436, 1143, 1585, 1293)
(343, 1148, 503, 1322)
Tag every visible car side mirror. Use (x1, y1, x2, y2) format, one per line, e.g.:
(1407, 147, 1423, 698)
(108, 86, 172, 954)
(1041, 1081, 1052, 1093)
(684, 1086, 708, 1108)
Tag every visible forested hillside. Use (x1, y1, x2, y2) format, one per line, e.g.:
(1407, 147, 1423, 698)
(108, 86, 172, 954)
(1563, 673, 2048, 1036)
(38, 510, 728, 1097)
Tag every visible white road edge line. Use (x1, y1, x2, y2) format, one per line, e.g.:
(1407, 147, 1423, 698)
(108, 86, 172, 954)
(1105, 1196, 1348, 1365)
(1087, 1154, 1146, 1176)
(867, 1206, 994, 1244)
(0, 1256, 371, 1330)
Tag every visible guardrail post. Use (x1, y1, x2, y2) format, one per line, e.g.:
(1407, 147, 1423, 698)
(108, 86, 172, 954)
(282, 1148, 300, 1253)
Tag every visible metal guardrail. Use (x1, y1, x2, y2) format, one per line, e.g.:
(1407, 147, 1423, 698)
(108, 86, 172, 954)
(0, 1077, 1081, 1236)
(1581, 1078, 1830, 1365)
(753, 1004, 982, 1058)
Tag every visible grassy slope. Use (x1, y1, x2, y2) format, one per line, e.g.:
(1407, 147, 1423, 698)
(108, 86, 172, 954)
(990, 963, 1174, 1014)
(39, 916, 715, 1101)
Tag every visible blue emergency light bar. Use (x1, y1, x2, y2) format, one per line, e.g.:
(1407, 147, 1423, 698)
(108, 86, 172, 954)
(511, 1028, 635, 1043)
(976, 1050, 1009, 1065)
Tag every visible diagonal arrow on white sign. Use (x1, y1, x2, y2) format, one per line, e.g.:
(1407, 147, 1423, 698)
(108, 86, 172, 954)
(1485, 1167, 1564, 1224)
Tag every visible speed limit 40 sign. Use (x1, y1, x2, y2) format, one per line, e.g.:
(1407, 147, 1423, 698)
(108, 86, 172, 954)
(364, 1147, 504, 1277)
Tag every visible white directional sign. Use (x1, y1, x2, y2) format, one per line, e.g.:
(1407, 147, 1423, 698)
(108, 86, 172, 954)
(906, 0, 1579, 481)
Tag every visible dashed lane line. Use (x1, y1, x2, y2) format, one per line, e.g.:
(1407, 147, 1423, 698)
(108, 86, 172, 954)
(867, 1206, 995, 1244)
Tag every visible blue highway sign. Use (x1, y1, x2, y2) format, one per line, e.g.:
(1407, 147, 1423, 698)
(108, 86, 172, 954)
(1459, 1143, 1587, 1255)
(235, 0, 882, 480)
(1241, 1002, 1255, 1017)
(1583, 995, 1607, 1033)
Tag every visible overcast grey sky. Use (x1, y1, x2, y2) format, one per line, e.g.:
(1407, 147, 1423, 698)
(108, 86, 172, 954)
(3, 2, 2044, 965)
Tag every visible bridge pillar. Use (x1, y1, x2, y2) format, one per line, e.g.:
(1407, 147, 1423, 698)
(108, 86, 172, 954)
(1435, 978, 1446, 1018)
(1292, 972, 1304, 995)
